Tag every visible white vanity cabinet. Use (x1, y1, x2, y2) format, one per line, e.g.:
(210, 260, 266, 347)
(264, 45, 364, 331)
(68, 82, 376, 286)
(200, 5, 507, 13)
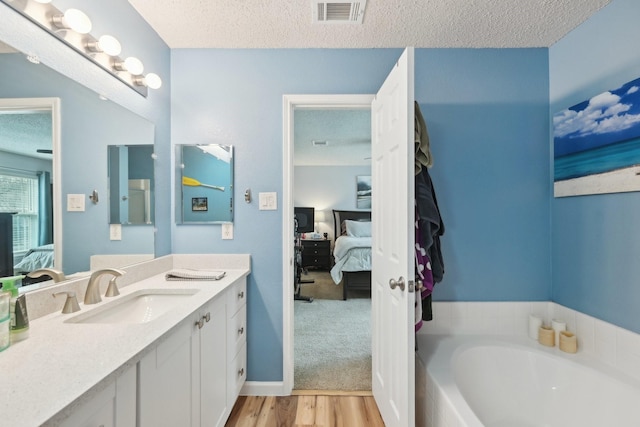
(59, 364, 136, 427)
(138, 277, 247, 427)
(227, 278, 247, 410)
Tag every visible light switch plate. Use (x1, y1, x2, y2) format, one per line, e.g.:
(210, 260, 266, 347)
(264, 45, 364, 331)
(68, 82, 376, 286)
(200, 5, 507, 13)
(109, 224, 122, 241)
(259, 192, 277, 210)
(67, 194, 85, 212)
(222, 223, 233, 240)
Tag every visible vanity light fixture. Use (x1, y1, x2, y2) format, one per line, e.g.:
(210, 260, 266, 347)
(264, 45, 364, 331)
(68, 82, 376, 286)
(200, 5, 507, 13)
(0, 0, 163, 97)
(85, 35, 122, 57)
(51, 8, 92, 34)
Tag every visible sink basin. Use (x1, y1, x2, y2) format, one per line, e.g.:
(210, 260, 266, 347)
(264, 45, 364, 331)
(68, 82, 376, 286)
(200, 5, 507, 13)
(65, 288, 200, 324)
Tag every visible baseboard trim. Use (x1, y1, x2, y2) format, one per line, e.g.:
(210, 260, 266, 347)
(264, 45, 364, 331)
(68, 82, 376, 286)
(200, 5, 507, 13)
(292, 389, 373, 396)
(240, 381, 287, 396)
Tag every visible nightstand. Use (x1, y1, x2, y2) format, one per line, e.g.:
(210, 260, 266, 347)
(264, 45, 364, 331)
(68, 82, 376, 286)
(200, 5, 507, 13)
(300, 239, 331, 270)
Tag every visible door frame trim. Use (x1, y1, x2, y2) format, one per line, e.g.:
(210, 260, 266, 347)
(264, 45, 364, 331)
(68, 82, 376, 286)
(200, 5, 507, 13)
(0, 97, 62, 271)
(282, 94, 374, 394)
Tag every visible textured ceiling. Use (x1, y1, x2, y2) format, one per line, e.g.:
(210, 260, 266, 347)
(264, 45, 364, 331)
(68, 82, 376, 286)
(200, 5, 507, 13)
(294, 109, 370, 166)
(127, 0, 610, 49)
(0, 112, 52, 160)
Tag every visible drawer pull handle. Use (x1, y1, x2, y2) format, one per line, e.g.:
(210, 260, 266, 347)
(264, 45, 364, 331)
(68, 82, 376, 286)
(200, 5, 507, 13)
(238, 368, 244, 377)
(238, 291, 244, 299)
(204, 312, 211, 322)
(196, 318, 205, 329)
(238, 326, 244, 335)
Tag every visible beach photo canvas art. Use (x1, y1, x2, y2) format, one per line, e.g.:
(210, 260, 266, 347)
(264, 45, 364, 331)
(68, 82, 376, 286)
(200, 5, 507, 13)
(356, 175, 371, 209)
(554, 77, 640, 197)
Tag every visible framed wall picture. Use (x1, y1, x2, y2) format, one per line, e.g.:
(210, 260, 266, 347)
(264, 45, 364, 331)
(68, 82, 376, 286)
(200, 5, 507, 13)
(356, 175, 372, 209)
(192, 197, 208, 211)
(553, 76, 640, 197)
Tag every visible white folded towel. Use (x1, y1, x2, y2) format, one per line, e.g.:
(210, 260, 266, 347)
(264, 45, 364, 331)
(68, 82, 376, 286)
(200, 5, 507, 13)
(165, 269, 226, 281)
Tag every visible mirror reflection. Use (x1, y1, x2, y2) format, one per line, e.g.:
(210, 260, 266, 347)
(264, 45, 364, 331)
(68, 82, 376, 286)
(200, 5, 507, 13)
(0, 101, 56, 279)
(178, 144, 234, 224)
(0, 39, 156, 281)
(108, 145, 155, 225)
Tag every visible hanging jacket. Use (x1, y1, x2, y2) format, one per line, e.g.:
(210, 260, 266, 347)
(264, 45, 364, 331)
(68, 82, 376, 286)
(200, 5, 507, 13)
(415, 167, 445, 284)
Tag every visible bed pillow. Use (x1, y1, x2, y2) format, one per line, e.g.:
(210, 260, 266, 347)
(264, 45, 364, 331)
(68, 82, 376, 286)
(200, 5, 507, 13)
(345, 220, 371, 237)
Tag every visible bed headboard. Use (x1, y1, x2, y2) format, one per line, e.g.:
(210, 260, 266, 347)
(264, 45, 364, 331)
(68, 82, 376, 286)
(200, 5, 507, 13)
(332, 210, 371, 238)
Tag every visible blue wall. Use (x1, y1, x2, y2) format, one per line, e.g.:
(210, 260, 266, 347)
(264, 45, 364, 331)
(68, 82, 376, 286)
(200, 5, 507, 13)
(417, 49, 551, 302)
(171, 48, 551, 381)
(550, 0, 640, 334)
(171, 49, 404, 382)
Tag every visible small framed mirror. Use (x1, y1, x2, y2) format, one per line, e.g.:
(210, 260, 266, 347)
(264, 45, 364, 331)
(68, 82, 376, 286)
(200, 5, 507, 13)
(108, 145, 155, 225)
(177, 144, 234, 224)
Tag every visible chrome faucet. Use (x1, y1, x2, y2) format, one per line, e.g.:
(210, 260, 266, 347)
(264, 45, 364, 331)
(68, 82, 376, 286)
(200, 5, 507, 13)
(27, 268, 66, 283)
(84, 268, 125, 305)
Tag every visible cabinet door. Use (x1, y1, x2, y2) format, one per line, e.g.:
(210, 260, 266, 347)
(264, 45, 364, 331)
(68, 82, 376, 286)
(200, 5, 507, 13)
(197, 297, 228, 427)
(139, 319, 195, 427)
(59, 382, 115, 427)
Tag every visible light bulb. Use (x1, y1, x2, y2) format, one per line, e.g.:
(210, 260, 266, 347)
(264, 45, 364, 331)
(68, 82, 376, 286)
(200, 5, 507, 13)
(52, 9, 92, 34)
(86, 35, 122, 56)
(98, 35, 121, 56)
(124, 57, 144, 75)
(33, 0, 53, 3)
(144, 73, 162, 89)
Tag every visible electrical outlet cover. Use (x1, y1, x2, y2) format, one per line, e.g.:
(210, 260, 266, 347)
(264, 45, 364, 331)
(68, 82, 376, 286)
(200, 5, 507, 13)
(222, 223, 233, 239)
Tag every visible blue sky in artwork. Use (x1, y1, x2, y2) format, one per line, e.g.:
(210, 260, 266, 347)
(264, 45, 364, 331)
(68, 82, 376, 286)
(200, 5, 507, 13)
(553, 77, 640, 157)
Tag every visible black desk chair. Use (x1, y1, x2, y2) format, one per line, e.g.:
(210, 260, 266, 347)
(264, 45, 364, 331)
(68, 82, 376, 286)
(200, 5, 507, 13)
(294, 231, 313, 303)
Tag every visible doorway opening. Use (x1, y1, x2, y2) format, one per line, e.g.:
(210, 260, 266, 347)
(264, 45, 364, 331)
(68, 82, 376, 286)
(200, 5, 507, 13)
(0, 98, 61, 278)
(282, 94, 374, 394)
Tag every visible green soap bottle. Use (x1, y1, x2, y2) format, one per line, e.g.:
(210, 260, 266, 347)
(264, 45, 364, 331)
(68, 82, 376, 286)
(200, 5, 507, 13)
(0, 275, 29, 343)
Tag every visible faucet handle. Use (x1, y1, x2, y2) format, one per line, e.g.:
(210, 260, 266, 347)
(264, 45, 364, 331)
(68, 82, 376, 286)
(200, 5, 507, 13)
(53, 291, 81, 314)
(104, 277, 120, 298)
(28, 268, 66, 283)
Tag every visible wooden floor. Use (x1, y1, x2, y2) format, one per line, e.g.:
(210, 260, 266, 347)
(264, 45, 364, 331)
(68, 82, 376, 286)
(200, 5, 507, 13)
(225, 394, 385, 427)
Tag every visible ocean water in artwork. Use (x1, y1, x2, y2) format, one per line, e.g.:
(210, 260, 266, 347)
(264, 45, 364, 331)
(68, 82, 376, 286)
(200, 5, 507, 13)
(554, 136, 640, 181)
(553, 76, 640, 188)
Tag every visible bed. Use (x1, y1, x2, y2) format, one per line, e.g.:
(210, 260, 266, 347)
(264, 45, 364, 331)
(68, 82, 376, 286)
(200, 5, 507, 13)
(330, 210, 372, 300)
(13, 243, 55, 274)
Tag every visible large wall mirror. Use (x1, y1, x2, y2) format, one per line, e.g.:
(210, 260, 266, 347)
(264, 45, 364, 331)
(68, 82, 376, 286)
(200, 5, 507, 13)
(0, 39, 156, 281)
(108, 145, 155, 225)
(177, 144, 234, 224)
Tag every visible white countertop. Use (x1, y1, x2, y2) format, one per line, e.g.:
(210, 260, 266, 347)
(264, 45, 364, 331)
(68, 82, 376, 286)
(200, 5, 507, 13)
(0, 266, 249, 427)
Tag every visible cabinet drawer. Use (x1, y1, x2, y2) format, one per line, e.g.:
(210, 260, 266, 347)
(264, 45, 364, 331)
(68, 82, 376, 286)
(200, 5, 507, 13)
(229, 341, 247, 398)
(303, 255, 330, 267)
(227, 278, 247, 317)
(228, 304, 246, 355)
(302, 240, 330, 251)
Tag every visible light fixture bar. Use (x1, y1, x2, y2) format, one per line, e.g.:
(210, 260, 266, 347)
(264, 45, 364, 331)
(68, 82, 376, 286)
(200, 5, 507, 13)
(1, 0, 162, 97)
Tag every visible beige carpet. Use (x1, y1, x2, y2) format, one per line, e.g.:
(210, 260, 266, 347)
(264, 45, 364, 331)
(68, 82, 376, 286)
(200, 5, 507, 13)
(296, 270, 343, 300)
(294, 271, 371, 391)
(297, 270, 370, 301)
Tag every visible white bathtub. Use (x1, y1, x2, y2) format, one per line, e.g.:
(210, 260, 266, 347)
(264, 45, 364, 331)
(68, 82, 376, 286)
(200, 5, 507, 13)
(416, 334, 640, 427)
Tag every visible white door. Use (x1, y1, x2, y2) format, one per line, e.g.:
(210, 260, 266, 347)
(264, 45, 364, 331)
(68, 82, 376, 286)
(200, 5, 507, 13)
(371, 47, 415, 427)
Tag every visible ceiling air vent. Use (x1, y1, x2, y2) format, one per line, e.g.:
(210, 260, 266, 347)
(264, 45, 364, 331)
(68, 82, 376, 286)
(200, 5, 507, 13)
(312, 1, 367, 24)
(312, 140, 329, 146)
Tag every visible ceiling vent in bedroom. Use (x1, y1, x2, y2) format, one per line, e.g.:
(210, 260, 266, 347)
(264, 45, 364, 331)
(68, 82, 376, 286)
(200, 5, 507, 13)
(312, 140, 329, 146)
(312, 1, 367, 24)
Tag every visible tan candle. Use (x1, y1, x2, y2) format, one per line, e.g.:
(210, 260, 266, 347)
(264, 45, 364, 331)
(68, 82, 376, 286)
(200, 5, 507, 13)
(538, 325, 555, 347)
